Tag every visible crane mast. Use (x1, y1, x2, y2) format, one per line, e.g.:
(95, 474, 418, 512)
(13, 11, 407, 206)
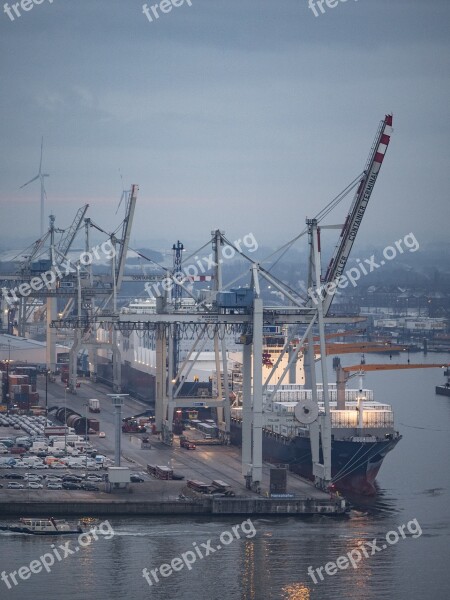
(323, 114, 393, 315)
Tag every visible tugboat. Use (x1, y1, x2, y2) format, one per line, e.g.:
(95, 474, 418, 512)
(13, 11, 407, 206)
(0, 518, 84, 535)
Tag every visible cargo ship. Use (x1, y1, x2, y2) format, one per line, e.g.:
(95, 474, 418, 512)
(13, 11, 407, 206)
(96, 301, 401, 495)
(230, 384, 401, 496)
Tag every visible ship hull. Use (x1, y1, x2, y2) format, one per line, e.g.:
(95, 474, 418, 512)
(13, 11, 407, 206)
(0, 526, 82, 535)
(230, 420, 400, 496)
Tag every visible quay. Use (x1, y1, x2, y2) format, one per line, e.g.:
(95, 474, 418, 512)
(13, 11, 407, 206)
(0, 378, 348, 517)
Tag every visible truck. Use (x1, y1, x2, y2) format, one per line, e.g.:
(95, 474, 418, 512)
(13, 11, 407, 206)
(60, 364, 69, 384)
(122, 419, 147, 434)
(180, 436, 196, 450)
(22, 456, 42, 466)
(88, 399, 100, 413)
(211, 479, 235, 496)
(30, 442, 48, 453)
(45, 426, 68, 438)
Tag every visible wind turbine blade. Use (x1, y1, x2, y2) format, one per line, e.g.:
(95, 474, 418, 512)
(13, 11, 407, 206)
(116, 190, 125, 215)
(39, 136, 43, 174)
(20, 174, 39, 188)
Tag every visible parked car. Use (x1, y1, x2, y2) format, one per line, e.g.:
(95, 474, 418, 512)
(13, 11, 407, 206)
(47, 483, 63, 490)
(4, 473, 24, 480)
(63, 475, 82, 483)
(81, 483, 100, 491)
(98, 432, 106, 438)
(7, 482, 25, 489)
(28, 482, 43, 489)
(86, 475, 103, 482)
(62, 482, 82, 490)
(24, 475, 42, 482)
(130, 474, 144, 483)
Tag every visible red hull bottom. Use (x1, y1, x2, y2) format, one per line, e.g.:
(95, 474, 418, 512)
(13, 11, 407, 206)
(334, 463, 382, 496)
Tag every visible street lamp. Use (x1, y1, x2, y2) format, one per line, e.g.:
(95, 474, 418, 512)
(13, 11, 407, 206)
(83, 402, 89, 470)
(108, 394, 128, 467)
(44, 369, 50, 416)
(64, 386, 69, 453)
(4, 340, 12, 412)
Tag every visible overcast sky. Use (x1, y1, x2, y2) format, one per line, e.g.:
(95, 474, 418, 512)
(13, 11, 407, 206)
(0, 0, 449, 259)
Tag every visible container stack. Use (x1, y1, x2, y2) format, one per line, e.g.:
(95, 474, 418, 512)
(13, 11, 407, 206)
(14, 367, 39, 405)
(9, 374, 31, 409)
(14, 366, 38, 391)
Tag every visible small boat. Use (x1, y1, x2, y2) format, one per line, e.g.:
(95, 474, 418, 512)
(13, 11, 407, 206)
(436, 368, 450, 397)
(0, 518, 84, 535)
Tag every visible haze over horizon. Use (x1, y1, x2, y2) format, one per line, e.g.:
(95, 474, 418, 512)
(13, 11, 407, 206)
(1, 0, 449, 255)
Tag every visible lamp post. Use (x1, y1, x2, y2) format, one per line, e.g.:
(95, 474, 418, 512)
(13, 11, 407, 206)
(4, 339, 12, 412)
(64, 386, 69, 453)
(45, 369, 49, 416)
(108, 394, 128, 467)
(83, 402, 89, 470)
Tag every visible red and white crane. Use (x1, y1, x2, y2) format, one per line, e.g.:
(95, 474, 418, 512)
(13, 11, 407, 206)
(323, 114, 393, 315)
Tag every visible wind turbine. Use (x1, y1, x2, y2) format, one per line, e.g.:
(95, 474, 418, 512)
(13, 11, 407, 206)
(20, 136, 50, 237)
(116, 169, 130, 215)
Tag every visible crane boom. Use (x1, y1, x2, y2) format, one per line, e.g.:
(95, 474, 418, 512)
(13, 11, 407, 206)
(318, 343, 406, 356)
(342, 363, 449, 373)
(323, 114, 393, 315)
(116, 184, 138, 289)
(57, 204, 89, 260)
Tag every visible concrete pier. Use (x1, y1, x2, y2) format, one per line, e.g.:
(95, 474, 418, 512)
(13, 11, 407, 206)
(0, 495, 346, 517)
(0, 378, 348, 517)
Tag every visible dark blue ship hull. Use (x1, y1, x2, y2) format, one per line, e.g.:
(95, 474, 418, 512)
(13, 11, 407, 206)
(230, 419, 401, 495)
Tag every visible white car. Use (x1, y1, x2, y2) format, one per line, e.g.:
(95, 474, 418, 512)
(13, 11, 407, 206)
(24, 475, 42, 482)
(28, 482, 43, 489)
(98, 432, 106, 438)
(34, 464, 48, 469)
(47, 483, 63, 490)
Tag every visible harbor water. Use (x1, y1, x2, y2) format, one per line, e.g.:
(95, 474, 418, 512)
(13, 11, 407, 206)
(0, 353, 449, 599)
